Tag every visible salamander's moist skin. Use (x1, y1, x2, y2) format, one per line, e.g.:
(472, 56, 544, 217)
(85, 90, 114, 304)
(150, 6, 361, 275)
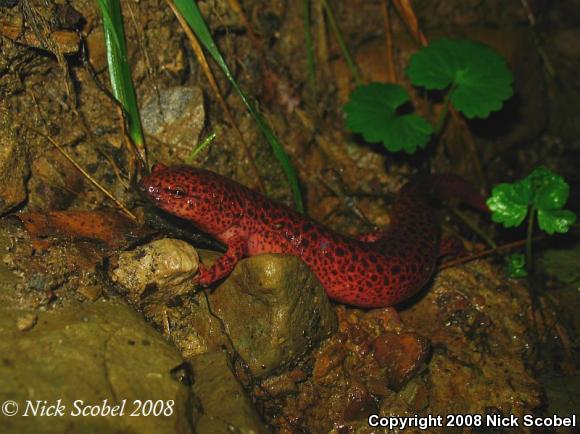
(141, 164, 488, 308)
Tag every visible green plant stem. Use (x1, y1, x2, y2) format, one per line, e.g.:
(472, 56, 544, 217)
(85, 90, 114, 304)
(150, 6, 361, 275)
(186, 131, 216, 164)
(434, 84, 456, 134)
(526, 206, 536, 273)
(304, 0, 316, 98)
(321, 0, 362, 84)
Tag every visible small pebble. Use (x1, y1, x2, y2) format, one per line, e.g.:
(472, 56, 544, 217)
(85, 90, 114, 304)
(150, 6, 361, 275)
(77, 285, 103, 301)
(16, 313, 38, 331)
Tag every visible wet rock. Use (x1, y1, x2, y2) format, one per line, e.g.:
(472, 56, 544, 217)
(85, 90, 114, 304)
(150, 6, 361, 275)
(0, 119, 29, 216)
(110, 238, 200, 306)
(264, 262, 542, 432)
(372, 332, 430, 390)
(0, 301, 195, 434)
(342, 380, 378, 422)
(401, 261, 543, 418)
(191, 352, 269, 434)
(208, 253, 337, 377)
(171, 287, 232, 359)
(141, 86, 205, 163)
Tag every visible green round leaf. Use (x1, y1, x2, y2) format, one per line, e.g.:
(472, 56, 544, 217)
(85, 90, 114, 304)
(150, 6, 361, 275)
(527, 167, 570, 210)
(537, 209, 577, 235)
(344, 83, 433, 153)
(486, 182, 531, 228)
(406, 38, 514, 118)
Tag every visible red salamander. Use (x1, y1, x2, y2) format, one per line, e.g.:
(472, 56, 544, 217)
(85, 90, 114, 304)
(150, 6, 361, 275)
(141, 164, 487, 308)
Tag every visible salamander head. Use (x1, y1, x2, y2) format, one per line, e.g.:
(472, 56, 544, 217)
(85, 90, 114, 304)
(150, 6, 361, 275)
(140, 163, 211, 220)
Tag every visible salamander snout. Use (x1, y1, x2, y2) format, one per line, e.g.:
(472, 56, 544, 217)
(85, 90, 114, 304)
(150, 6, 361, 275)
(138, 174, 161, 202)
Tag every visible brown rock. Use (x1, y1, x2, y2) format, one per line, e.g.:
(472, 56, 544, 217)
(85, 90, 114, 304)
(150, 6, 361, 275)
(372, 332, 430, 389)
(208, 254, 337, 377)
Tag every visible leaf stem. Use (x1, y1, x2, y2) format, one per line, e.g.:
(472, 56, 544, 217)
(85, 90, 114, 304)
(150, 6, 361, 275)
(526, 205, 536, 272)
(434, 84, 456, 134)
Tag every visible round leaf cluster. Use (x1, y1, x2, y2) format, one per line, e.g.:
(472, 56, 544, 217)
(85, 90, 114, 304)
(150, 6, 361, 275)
(407, 38, 514, 118)
(344, 83, 433, 154)
(486, 167, 577, 235)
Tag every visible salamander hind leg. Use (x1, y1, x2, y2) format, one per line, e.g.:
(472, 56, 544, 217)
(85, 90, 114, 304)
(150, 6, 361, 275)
(197, 236, 246, 286)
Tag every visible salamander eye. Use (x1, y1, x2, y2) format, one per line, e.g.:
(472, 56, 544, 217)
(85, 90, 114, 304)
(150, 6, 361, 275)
(167, 186, 186, 198)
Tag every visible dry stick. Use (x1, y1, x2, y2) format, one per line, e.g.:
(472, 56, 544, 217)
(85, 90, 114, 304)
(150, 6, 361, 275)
(226, 0, 262, 50)
(27, 85, 135, 202)
(392, 0, 428, 46)
(451, 207, 497, 249)
(380, 0, 397, 82)
(48, 137, 137, 221)
(165, 0, 266, 195)
(439, 236, 547, 270)
(24, 125, 138, 221)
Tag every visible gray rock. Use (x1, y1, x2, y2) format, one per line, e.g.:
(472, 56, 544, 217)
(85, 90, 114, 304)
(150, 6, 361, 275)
(0, 301, 196, 434)
(141, 86, 205, 163)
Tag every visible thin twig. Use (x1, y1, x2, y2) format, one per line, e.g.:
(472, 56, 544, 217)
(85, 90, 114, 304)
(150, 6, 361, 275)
(439, 236, 547, 270)
(25, 125, 137, 221)
(380, 0, 397, 82)
(451, 207, 496, 249)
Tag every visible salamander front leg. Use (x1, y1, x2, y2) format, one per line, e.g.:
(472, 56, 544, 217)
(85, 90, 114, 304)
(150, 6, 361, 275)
(197, 236, 246, 286)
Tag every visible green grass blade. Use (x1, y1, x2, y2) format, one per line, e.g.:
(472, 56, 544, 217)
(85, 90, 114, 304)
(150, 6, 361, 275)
(97, 0, 144, 148)
(172, 0, 304, 213)
(186, 131, 216, 164)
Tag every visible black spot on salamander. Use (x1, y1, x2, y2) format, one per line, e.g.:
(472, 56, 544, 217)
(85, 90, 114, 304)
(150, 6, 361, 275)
(391, 266, 401, 275)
